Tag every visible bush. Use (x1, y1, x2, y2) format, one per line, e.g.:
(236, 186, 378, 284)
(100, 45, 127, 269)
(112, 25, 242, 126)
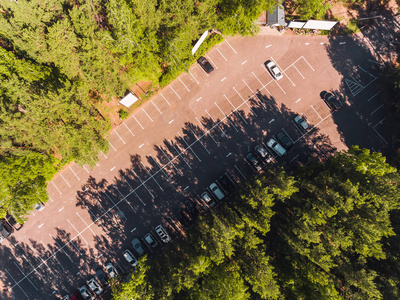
(119, 108, 129, 120)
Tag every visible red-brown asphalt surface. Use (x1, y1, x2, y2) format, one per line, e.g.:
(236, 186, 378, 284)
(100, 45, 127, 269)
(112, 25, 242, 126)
(0, 26, 390, 299)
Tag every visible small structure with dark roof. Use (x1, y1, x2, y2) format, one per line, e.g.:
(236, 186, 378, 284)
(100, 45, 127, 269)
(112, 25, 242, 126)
(267, 5, 286, 27)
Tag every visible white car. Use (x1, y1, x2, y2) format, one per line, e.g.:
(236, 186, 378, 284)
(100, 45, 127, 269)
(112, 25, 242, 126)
(201, 191, 216, 208)
(123, 249, 138, 267)
(209, 183, 225, 201)
(87, 278, 103, 295)
(265, 60, 283, 80)
(267, 138, 287, 156)
(35, 203, 45, 211)
(79, 285, 94, 300)
(155, 225, 171, 243)
(294, 115, 309, 131)
(105, 263, 119, 278)
(144, 233, 158, 248)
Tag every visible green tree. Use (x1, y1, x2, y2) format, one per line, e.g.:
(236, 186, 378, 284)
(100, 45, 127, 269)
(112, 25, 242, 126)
(293, 0, 330, 20)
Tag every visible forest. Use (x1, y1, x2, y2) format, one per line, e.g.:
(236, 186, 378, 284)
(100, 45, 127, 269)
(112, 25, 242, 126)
(112, 147, 400, 299)
(0, 0, 278, 223)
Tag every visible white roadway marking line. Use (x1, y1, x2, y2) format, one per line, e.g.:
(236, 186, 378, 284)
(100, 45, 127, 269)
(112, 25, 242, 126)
(139, 143, 144, 148)
(261, 63, 286, 94)
(91, 195, 119, 225)
(82, 165, 90, 173)
(60, 174, 71, 188)
(5, 268, 30, 298)
(100, 151, 108, 159)
(149, 154, 169, 178)
(195, 117, 219, 146)
(69, 166, 80, 181)
(311, 105, 323, 120)
(216, 48, 228, 61)
(142, 108, 153, 122)
(67, 219, 89, 246)
(289, 154, 300, 164)
(301, 56, 315, 72)
(183, 186, 189, 191)
(368, 92, 381, 102)
(123, 122, 135, 137)
(206, 55, 218, 69)
(113, 185, 137, 212)
(110, 166, 116, 171)
(293, 64, 305, 79)
(31, 247, 55, 275)
(159, 147, 183, 175)
(214, 101, 239, 132)
(51, 181, 62, 195)
(151, 100, 163, 114)
(178, 77, 190, 91)
(169, 140, 192, 169)
(188, 70, 199, 84)
(196, 97, 202, 102)
(252, 71, 273, 96)
(224, 39, 237, 54)
(241, 60, 247, 65)
(296, 98, 301, 103)
(40, 241, 65, 270)
(234, 165, 247, 180)
(221, 77, 226, 82)
(48, 233, 74, 263)
(305, 43, 310, 45)
(266, 44, 272, 48)
(226, 152, 232, 157)
(38, 223, 44, 228)
(160, 93, 171, 106)
(49, 196, 54, 202)
(370, 104, 384, 115)
(373, 118, 386, 128)
(282, 128, 295, 143)
(22, 254, 46, 283)
(131, 169, 155, 198)
(168, 119, 174, 124)
(269, 119, 275, 124)
(205, 109, 228, 138)
(114, 129, 126, 144)
(233, 87, 258, 116)
(178, 132, 201, 162)
(103, 191, 130, 218)
(271, 56, 295, 87)
(373, 124, 388, 145)
(170, 85, 181, 99)
(76, 212, 100, 241)
(224, 94, 248, 124)
(140, 161, 164, 191)
(188, 126, 210, 154)
(242, 79, 254, 93)
(108, 141, 117, 152)
(58, 207, 64, 212)
(133, 115, 144, 129)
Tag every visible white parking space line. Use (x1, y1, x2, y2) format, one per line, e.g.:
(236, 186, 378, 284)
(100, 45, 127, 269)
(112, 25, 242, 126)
(31, 248, 55, 275)
(205, 109, 228, 137)
(242, 79, 254, 93)
(293, 65, 305, 79)
(82, 165, 90, 173)
(242, 60, 247, 65)
(87, 208, 110, 232)
(100, 151, 108, 159)
(68, 166, 80, 181)
(170, 85, 181, 99)
(311, 105, 323, 120)
(114, 185, 137, 212)
(367, 92, 380, 102)
(216, 48, 228, 61)
(67, 220, 90, 246)
(159, 147, 183, 175)
(13, 262, 38, 291)
(197, 63, 209, 77)
(261, 64, 286, 94)
(254, 94, 267, 109)
(76, 212, 100, 242)
(131, 169, 155, 198)
(40, 241, 65, 269)
(289, 154, 299, 164)
(5, 268, 29, 298)
(151, 100, 163, 114)
(234, 165, 247, 180)
(122, 176, 146, 205)
(214, 102, 239, 132)
(140, 161, 164, 191)
(281, 128, 295, 143)
(59, 228, 82, 255)
(141, 238, 154, 253)
(252, 72, 273, 96)
(142, 108, 154, 122)
(160, 93, 171, 106)
(233, 87, 258, 116)
(223, 95, 248, 124)
(49, 233, 74, 262)
(123, 122, 135, 137)
(301, 56, 315, 72)
(178, 132, 202, 162)
(178, 77, 190, 92)
(114, 129, 126, 144)
(373, 118, 388, 144)
(188, 70, 200, 84)
(195, 117, 219, 147)
(22, 255, 47, 283)
(206, 54, 218, 69)
(58, 174, 70, 188)
(224, 39, 237, 54)
(188, 126, 210, 154)
(370, 104, 384, 115)
(170, 140, 192, 169)
(149, 154, 169, 177)
(133, 115, 144, 129)
(108, 141, 117, 152)
(271, 56, 295, 87)
(51, 181, 62, 195)
(104, 191, 131, 215)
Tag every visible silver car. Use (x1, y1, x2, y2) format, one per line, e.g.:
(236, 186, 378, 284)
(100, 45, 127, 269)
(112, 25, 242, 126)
(265, 60, 283, 80)
(87, 278, 103, 295)
(155, 225, 171, 243)
(105, 263, 118, 278)
(201, 191, 216, 208)
(294, 115, 309, 131)
(267, 138, 287, 156)
(144, 233, 158, 248)
(79, 285, 94, 300)
(209, 183, 225, 201)
(123, 249, 138, 267)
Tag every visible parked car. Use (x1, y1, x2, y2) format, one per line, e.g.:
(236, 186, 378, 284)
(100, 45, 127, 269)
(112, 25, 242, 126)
(87, 278, 103, 295)
(197, 56, 214, 74)
(176, 210, 189, 227)
(209, 183, 226, 201)
(0, 220, 14, 243)
(201, 191, 216, 208)
(254, 144, 274, 163)
(132, 238, 146, 256)
(245, 152, 263, 172)
(217, 174, 235, 194)
(144, 233, 158, 248)
(79, 285, 94, 300)
(34, 203, 45, 211)
(123, 249, 138, 267)
(293, 115, 309, 131)
(95, 269, 109, 287)
(155, 225, 171, 243)
(267, 138, 287, 156)
(264, 60, 283, 80)
(276, 132, 293, 150)
(324, 92, 341, 111)
(71, 290, 84, 300)
(105, 263, 118, 278)
(62, 295, 70, 300)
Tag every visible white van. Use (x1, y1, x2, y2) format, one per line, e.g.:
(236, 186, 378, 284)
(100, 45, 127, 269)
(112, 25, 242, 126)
(209, 183, 225, 201)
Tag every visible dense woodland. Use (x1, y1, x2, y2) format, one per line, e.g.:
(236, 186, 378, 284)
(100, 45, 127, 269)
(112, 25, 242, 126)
(0, 0, 279, 223)
(112, 147, 400, 299)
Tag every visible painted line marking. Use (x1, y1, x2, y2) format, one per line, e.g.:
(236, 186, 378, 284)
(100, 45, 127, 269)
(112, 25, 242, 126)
(301, 56, 315, 71)
(82, 165, 90, 173)
(49, 233, 74, 262)
(170, 140, 192, 169)
(108, 141, 117, 152)
(131, 228, 137, 232)
(226, 152, 232, 157)
(160, 147, 183, 175)
(196, 97, 202, 102)
(233, 87, 258, 116)
(214, 101, 239, 132)
(266, 45, 272, 48)
(142, 108, 153, 122)
(224, 39, 237, 54)
(114, 129, 126, 144)
(113, 185, 137, 212)
(110, 166, 116, 171)
(170, 85, 181, 99)
(371, 104, 384, 115)
(305, 43, 310, 45)
(51, 181, 62, 195)
(38, 223, 44, 228)
(311, 105, 323, 120)
(141, 161, 164, 191)
(221, 77, 226, 82)
(178, 131, 201, 162)
(282, 128, 295, 143)
(188, 126, 210, 154)
(76, 212, 100, 241)
(168, 119, 174, 124)
(160, 93, 171, 106)
(224, 94, 248, 124)
(149, 154, 168, 178)
(178, 77, 190, 92)
(133, 115, 144, 129)
(216, 48, 228, 61)
(139, 143, 144, 148)
(296, 98, 301, 103)
(234, 165, 247, 180)
(261, 63, 286, 94)
(58, 207, 64, 212)
(151, 100, 163, 114)
(67, 220, 89, 246)
(242, 79, 254, 93)
(131, 169, 155, 198)
(339, 42, 346, 45)
(289, 154, 300, 163)
(269, 119, 275, 124)
(5, 268, 30, 298)
(188, 70, 199, 84)
(40, 240, 65, 270)
(60, 174, 71, 188)
(22, 254, 46, 283)
(241, 60, 247, 65)
(320, 42, 325, 45)
(69, 166, 80, 181)
(293, 65, 305, 79)
(122, 176, 146, 206)
(252, 71, 273, 96)
(271, 56, 295, 87)
(100, 151, 108, 159)
(367, 92, 380, 102)
(206, 55, 218, 69)
(195, 117, 219, 146)
(183, 186, 189, 191)
(198, 63, 210, 76)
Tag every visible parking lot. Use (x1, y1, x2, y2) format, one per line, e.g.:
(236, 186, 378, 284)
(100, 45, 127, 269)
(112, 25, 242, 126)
(0, 27, 391, 299)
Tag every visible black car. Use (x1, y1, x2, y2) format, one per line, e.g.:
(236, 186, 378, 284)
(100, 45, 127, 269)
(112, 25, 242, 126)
(245, 152, 263, 173)
(324, 92, 341, 112)
(184, 200, 196, 215)
(254, 144, 273, 163)
(217, 174, 236, 194)
(197, 57, 214, 74)
(96, 269, 109, 287)
(176, 210, 190, 227)
(276, 132, 293, 150)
